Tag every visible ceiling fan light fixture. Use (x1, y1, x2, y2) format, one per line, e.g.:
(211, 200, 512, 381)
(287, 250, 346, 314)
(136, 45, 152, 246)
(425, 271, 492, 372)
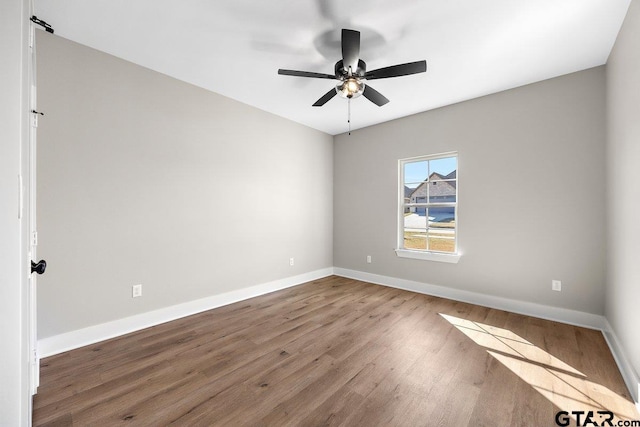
(278, 28, 426, 108)
(336, 77, 365, 99)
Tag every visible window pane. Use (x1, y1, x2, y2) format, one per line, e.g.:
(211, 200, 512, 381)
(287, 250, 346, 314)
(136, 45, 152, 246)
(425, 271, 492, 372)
(404, 211, 427, 249)
(404, 211, 427, 229)
(428, 180, 456, 203)
(429, 157, 457, 180)
(427, 207, 456, 253)
(404, 229, 427, 250)
(404, 161, 428, 185)
(428, 206, 456, 225)
(427, 229, 456, 253)
(408, 183, 427, 205)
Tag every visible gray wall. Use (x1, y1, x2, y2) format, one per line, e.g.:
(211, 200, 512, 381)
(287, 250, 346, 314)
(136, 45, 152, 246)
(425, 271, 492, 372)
(36, 33, 333, 338)
(606, 0, 640, 393)
(334, 67, 606, 314)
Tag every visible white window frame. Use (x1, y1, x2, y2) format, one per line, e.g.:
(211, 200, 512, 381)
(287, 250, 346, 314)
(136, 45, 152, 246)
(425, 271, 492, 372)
(395, 152, 461, 263)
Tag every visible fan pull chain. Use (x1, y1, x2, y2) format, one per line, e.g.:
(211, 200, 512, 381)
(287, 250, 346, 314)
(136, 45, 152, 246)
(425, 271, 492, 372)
(348, 98, 351, 135)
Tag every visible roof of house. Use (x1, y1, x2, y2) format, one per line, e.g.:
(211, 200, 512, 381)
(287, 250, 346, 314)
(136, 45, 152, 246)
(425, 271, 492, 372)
(409, 170, 457, 199)
(430, 172, 456, 188)
(404, 186, 414, 199)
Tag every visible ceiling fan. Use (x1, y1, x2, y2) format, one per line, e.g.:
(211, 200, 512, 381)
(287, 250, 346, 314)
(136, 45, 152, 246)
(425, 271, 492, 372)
(278, 29, 427, 107)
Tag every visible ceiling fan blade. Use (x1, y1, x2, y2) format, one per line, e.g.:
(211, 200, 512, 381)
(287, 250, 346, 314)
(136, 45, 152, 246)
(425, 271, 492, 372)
(312, 88, 338, 107)
(362, 85, 389, 106)
(278, 69, 336, 79)
(365, 60, 427, 80)
(341, 29, 361, 73)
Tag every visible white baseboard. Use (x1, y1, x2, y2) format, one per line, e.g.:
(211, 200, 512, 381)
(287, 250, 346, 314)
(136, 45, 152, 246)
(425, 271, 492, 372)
(602, 319, 640, 405)
(38, 268, 334, 358)
(334, 268, 606, 329)
(334, 267, 639, 407)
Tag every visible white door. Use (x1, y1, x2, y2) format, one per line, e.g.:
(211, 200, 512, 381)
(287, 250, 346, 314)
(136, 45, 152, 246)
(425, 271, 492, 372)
(28, 16, 44, 395)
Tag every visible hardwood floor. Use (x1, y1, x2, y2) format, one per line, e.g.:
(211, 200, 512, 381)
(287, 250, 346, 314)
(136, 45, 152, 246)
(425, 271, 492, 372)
(33, 276, 638, 426)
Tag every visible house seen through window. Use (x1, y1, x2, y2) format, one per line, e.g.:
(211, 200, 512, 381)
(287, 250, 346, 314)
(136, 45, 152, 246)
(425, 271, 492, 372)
(399, 153, 457, 255)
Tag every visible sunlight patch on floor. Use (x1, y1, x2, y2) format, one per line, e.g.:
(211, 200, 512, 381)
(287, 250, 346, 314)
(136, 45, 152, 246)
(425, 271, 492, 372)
(439, 313, 639, 422)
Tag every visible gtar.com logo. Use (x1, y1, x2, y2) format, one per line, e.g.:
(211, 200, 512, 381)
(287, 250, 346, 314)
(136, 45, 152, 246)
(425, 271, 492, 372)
(555, 410, 640, 426)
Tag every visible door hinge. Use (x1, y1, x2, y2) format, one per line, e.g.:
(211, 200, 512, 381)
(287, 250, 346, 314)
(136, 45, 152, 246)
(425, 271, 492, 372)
(30, 16, 54, 34)
(31, 231, 38, 246)
(30, 110, 43, 128)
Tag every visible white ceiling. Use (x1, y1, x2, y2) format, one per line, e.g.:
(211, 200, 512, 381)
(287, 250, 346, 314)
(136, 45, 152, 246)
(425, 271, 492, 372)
(34, 0, 630, 135)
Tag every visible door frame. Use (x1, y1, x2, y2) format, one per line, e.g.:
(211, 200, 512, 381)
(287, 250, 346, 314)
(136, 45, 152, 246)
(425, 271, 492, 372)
(28, 9, 40, 395)
(0, 0, 35, 424)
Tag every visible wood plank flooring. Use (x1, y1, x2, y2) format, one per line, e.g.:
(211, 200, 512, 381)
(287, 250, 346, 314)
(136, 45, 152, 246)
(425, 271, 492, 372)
(33, 276, 639, 426)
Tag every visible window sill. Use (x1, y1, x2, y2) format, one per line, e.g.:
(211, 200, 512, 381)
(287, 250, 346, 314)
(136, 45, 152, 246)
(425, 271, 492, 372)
(395, 249, 461, 264)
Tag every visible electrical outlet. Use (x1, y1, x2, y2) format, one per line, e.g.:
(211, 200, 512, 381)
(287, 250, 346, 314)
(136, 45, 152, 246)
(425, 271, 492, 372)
(289, 257, 294, 266)
(132, 284, 142, 298)
(366, 255, 372, 264)
(552, 280, 562, 292)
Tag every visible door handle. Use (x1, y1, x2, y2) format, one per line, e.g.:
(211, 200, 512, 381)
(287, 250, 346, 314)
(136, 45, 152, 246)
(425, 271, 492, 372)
(31, 260, 47, 275)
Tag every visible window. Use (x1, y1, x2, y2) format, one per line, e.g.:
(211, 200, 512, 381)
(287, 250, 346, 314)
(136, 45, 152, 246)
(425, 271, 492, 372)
(396, 152, 460, 263)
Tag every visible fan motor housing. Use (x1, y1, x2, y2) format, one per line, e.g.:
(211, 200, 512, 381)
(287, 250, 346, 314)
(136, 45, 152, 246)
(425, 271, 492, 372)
(335, 59, 367, 80)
